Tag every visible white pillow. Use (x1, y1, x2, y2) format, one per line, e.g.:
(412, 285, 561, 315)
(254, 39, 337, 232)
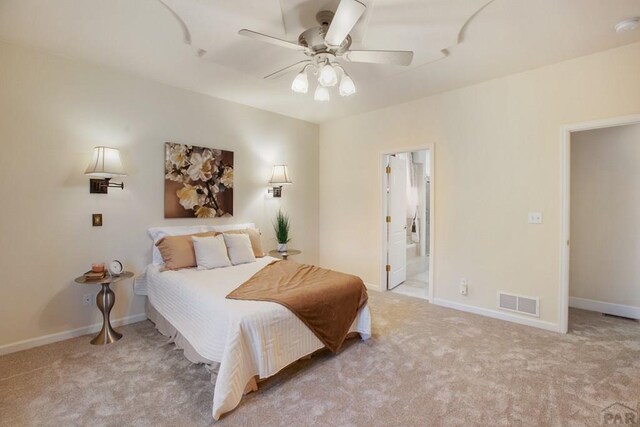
(192, 235, 231, 270)
(223, 233, 256, 265)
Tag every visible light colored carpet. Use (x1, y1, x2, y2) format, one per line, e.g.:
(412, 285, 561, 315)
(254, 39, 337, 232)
(2, 292, 639, 426)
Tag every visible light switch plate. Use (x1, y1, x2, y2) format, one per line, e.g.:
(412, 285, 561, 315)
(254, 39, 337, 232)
(528, 212, 543, 224)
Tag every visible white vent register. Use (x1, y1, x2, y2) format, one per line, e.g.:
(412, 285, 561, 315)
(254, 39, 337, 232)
(498, 292, 540, 317)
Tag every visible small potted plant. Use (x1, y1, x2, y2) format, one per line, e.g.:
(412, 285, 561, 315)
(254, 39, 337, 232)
(273, 209, 291, 252)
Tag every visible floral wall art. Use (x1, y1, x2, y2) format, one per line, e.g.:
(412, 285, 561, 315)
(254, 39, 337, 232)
(164, 142, 234, 218)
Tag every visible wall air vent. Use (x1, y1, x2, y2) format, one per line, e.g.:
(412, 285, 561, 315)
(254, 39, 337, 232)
(498, 292, 539, 317)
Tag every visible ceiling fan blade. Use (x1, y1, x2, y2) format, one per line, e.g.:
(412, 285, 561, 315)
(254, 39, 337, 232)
(345, 50, 414, 66)
(264, 60, 312, 80)
(239, 29, 310, 53)
(325, 0, 366, 47)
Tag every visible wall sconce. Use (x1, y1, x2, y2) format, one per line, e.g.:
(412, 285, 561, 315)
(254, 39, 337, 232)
(84, 146, 127, 194)
(268, 165, 292, 198)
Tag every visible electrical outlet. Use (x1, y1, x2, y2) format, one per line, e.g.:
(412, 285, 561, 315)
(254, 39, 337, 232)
(460, 278, 468, 296)
(82, 294, 93, 306)
(528, 212, 543, 224)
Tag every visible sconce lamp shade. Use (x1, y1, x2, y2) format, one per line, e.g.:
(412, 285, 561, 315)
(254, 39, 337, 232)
(84, 146, 126, 178)
(268, 165, 292, 185)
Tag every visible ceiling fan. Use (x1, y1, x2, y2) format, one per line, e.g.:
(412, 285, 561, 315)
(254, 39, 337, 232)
(238, 0, 414, 101)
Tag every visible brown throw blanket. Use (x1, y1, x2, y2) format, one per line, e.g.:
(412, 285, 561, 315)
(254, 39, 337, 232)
(226, 260, 368, 353)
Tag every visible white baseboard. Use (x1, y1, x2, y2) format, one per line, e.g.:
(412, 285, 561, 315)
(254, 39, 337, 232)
(569, 297, 640, 320)
(432, 298, 560, 332)
(0, 313, 148, 356)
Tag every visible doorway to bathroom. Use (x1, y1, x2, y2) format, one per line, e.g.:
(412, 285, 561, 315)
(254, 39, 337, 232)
(381, 147, 434, 301)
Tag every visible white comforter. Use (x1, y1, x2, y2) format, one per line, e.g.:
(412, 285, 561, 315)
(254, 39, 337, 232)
(145, 256, 372, 420)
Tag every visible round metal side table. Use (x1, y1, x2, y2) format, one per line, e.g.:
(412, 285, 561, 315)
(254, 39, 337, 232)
(75, 271, 133, 345)
(268, 249, 302, 260)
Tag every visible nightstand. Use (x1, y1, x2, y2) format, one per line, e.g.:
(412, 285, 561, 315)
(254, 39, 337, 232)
(268, 249, 301, 260)
(75, 271, 133, 345)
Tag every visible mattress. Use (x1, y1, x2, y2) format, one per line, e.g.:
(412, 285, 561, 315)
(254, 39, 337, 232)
(145, 256, 372, 420)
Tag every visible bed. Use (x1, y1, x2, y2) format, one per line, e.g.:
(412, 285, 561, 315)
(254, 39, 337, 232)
(134, 224, 372, 420)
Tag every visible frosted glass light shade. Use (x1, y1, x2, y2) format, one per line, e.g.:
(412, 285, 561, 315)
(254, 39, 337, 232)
(268, 165, 292, 185)
(318, 62, 338, 87)
(339, 75, 356, 96)
(291, 71, 309, 93)
(314, 86, 330, 102)
(84, 146, 126, 178)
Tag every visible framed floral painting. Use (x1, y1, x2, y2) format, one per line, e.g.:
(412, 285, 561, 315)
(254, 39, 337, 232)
(164, 142, 234, 218)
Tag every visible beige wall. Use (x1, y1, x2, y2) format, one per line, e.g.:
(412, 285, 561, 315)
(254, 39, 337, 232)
(319, 42, 640, 328)
(570, 123, 640, 308)
(0, 41, 319, 349)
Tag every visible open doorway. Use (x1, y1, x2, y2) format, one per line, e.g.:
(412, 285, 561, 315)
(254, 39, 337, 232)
(381, 147, 434, 301)
(561, 115, 640, 333)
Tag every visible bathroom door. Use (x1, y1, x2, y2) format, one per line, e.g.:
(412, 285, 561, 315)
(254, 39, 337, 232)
(387, 155, 407, 289)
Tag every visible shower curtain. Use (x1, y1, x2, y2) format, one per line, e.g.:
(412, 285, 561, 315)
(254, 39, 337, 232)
(397, 153, 420, 242)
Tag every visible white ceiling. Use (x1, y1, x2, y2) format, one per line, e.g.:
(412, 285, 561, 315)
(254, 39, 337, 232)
(1, 0, 639, 123)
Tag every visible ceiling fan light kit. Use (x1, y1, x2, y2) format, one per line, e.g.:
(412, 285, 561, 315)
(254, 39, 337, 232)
(288, 56, 356, 100)
(291, 69, 309, 93)
(339, 74, 356, 96)
(239, 0, 414, 102)
(314, 86, 331, 102)
(318, 60, 339, 87)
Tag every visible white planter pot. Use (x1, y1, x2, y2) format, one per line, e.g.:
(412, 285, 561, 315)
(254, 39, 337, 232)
(277, 243, 287, 253)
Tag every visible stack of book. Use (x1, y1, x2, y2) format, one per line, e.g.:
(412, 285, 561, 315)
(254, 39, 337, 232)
(84, 271, 106, 281)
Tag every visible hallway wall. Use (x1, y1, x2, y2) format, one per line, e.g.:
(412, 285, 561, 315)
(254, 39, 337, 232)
(570, 123, 640, 315)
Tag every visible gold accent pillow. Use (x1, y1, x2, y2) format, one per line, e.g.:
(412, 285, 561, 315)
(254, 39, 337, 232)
(156, 231, 218, 270)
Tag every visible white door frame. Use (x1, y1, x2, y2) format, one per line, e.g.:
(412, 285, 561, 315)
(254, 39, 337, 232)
(380, 144, 435, 301)
(559, 114, 640, 333)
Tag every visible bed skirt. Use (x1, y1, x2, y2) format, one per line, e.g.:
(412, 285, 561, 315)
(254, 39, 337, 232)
(145, 299, 259, 395)
(146, 298, 216, 365)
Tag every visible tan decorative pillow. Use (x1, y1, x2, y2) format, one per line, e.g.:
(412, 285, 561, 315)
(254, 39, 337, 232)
(224, 228, 265, 258)
(156, 231, 218, 270)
